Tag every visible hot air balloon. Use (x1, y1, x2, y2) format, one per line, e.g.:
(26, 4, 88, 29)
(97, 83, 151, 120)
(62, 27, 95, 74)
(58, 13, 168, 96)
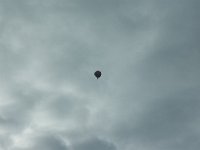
(94, 70, 101, 79)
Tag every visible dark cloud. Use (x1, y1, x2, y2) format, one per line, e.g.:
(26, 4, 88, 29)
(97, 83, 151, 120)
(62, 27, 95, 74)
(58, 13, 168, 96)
(30, 135, 68, 150)
(73, 137, 116, 150)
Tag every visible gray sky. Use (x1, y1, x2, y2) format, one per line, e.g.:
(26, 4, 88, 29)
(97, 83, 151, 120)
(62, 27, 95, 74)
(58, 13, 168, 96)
(0, 0, 200, 149)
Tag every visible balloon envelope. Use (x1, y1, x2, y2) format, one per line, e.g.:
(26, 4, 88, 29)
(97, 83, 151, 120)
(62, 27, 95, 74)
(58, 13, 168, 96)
(94, 71, 101, 79)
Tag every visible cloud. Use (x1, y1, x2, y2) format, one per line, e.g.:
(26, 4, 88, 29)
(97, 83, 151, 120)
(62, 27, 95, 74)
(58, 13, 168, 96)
(0, 0, 199, 150)
(73, 137, 116, 150)
(11, 133, 68, 150)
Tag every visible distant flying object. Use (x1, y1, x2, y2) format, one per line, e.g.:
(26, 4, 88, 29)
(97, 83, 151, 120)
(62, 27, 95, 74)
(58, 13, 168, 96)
(94, 70, 101, 79)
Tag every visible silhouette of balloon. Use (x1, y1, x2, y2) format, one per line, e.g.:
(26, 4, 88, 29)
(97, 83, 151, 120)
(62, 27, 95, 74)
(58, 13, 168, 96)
(94, 70, 101, 79)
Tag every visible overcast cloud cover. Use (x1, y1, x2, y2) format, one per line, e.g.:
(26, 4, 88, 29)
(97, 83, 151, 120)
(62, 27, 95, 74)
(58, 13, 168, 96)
(0, 0, 200, 149)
